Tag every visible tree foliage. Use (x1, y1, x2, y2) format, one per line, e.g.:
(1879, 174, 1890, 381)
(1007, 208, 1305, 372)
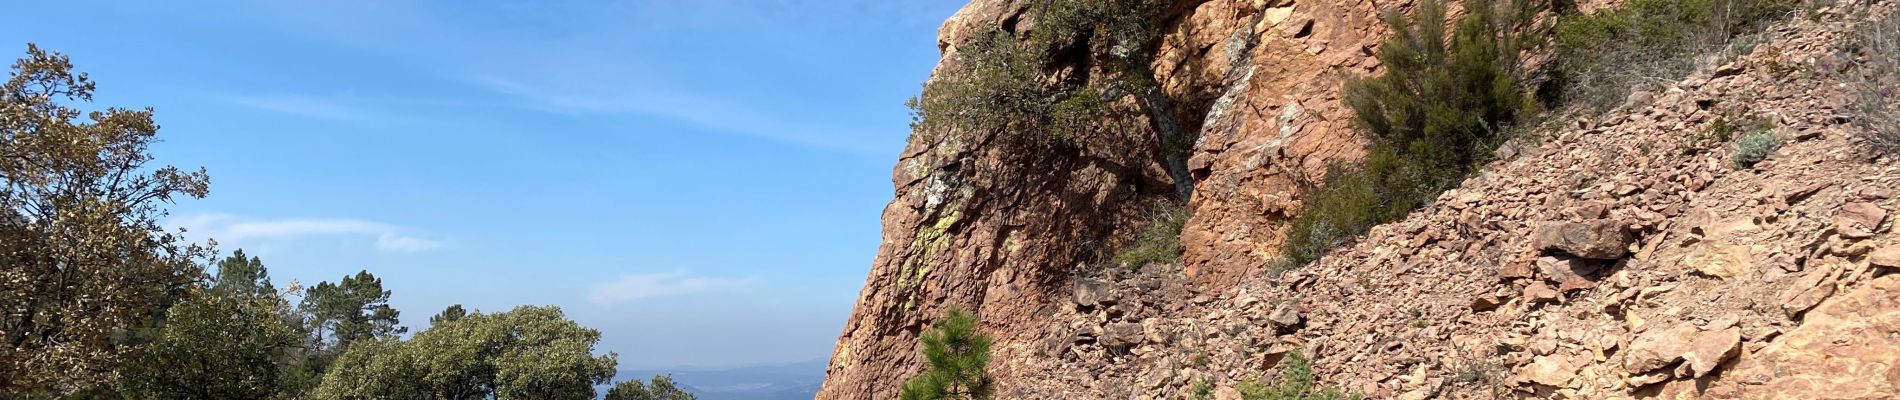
(605, 375, 696, 400)
(907, 0, 1197, 199)
(1552, 0, 1795, 109)
(314, 305, 618, 400)
(899, 307, 993, 400)
(0, 44, 649, 399)
(0, 43, 213, 396)
(212, 249, 276, 298)
(301, 270, 405, 350)
(123, 286, 301, 400)
(431, 304, 468, 326)
(1284, 0, 1535, 266)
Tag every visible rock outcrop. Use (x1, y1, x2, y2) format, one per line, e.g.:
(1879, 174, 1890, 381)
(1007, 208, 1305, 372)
(820, 0, 1394, 397)
(823, 0, 1900, 399)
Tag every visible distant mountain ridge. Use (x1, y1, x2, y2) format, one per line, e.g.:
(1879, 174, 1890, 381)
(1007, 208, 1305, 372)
(617, 359, 825, 400)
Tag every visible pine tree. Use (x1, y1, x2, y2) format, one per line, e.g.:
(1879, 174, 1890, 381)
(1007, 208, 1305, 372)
(302, 270, 405, 349)
(431, 304, 468, 326)
(212, 249, 275, 299)
(899, 307, 993, 400)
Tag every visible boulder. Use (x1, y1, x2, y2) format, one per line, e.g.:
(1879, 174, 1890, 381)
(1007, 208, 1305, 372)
(1104, 322, 1145, 349)
(1074, 278, 1113, 308)
(1534, 220, 1634, 259)
(1268, 303, 1303, 333)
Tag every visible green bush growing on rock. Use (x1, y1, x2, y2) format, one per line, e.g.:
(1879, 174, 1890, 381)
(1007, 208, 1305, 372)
(906, 0, 1199, 200)
(1237, 352, 1360, 400)
(1191, 379, 1216, 400)
(900, 307, 994, 400)
(1731, 128, 1781, 169)
(1553, 0, 1797, 109)
(1283, 0, 1534, 266)
(1112, 205, 1188, 268)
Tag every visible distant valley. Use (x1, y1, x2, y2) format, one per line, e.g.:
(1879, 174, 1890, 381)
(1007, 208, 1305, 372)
(617, 360, 826, 400)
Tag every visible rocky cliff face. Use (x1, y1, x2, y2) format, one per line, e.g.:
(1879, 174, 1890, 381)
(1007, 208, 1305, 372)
(820, 0, 1388, 397)
(823, 0, 1900, 399)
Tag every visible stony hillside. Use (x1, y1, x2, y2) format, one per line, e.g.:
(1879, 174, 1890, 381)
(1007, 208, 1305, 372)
(822, 0, 1898, 399)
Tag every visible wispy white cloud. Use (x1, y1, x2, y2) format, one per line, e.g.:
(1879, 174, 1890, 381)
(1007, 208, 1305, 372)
(215, 92, 381, 122)
(238, 0, 920, 156)
(168, 213, 445, 254)
(588, 270, 759, 306)
(375, 233, 446, 253)
(464, 76, 882, 154)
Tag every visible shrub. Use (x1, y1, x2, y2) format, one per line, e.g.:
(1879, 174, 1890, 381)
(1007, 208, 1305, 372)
(605, 375, 696, 400)
(907, 0, 1199, 199)
(1112, 205, 1188, 267)
(1553, 0, 1797, 109)
(1731, 128, 1780, 169)
(1236, 352, 1360, 400)
(1700, 116, 1743, 144)
(1190, 379, 1215, 400)
(907, 29, 1051, 146)
(1284, 0, 1533, 265)
(900, 308, 994, 400)
(1842, 6, 1899, 154)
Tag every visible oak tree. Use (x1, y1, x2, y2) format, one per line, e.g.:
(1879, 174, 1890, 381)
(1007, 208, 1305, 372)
(0, 43, 212, 396)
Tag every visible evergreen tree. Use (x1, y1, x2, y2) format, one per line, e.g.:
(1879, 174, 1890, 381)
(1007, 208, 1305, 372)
(899, 307, 993, 400)
(431, 304, 468, 326)
(212, 249, 275, 299)
(302, 270, 405, 350)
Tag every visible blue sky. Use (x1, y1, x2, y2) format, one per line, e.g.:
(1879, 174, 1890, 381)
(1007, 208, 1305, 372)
(1, 0, 962, 369)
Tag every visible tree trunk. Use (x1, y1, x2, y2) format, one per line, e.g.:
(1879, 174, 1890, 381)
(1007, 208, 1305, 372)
(1132, 74, 1195, 202)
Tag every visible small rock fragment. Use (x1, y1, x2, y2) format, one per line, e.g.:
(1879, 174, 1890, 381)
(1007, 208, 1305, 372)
(1524, 282, 1560, 304)
(1779, 265, 1839, 317)
(1870, 245, 1900, 269)
(1536, 255, 1601, 283)
(1834, 202, 1888, 239)
(1627, 323, 1699, 373)
(1519, 354, 1578, 387)
(1689, 244, 1755, 280)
